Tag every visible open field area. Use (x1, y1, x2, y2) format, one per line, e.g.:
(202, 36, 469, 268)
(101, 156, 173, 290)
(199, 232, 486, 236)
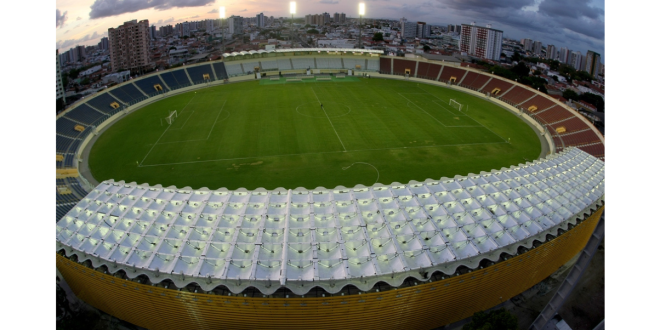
(89, 78, 541, 190)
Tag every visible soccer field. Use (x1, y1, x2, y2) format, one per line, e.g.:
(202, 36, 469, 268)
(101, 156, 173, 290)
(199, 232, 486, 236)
(89, 78, 541, 190)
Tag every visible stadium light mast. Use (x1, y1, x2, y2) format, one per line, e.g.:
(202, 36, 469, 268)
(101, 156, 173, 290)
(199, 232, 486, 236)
(220, 6, 226, 55)
(358, 3, 365, 49)
(290, 2, 296, 42)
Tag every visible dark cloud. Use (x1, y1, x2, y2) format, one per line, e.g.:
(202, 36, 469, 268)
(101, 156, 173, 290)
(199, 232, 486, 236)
(208, 8, 218, 13)
(239, 9, 247, 12)
(319, 0, 340, 3)
(440, 0, 534, 11)
(191, 15, 200, 18)
(538, 0, 603, 20)
(57, 31, 107, 50)
(56, 9, 68, 28)
(430, 0, 604, 56)
(164, 17, 175, 23)
(89, 0, 215, 19)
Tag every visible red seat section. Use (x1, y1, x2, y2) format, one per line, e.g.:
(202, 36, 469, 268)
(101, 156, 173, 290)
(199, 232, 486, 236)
(534, 106, 574, 124)
(416, 62, 433, 80)
(500, 86, 536, 105)
(481, 77, 513, 96)
(380, 57, 391, 74)
(460, 72, 490, 91)
(427, 64, 442, 80)
(393, 59, 416, 76)
(577, 143, 604, 157)
(439, 66, 467, 83)
(519, 95, 556, 113)
(559, 130, 602, 146)
(548, 117, 589, 133)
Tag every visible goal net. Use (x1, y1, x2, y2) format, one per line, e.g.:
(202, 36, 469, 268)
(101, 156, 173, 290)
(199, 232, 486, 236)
(449, 99, 463, 112)
(164, 110, 177, 125)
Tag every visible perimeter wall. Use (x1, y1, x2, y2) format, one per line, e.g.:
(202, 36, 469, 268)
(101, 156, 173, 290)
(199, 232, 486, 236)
(56, 206, 603, 330)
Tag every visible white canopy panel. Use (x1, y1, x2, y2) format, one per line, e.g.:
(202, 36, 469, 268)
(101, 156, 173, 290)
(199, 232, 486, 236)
(56, 148, 604, 295)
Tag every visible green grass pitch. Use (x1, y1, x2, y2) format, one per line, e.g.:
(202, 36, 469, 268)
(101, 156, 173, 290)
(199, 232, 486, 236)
(89, 78, 541, 190)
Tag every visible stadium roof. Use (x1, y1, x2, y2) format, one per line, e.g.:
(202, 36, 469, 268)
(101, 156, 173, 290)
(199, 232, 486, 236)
(56, 148, 604, 295)
(222, 48, 383, 59)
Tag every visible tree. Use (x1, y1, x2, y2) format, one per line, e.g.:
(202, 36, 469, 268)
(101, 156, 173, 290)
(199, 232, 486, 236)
(512, 51, 521, 62)
(423, 45, 431, 52)
(463, 308, 518, 330)
(580, 92, 605, 112)
(511, 61, 529, 78)
(533, 69, 542, 75)
(562, 89, 579, 101)
(372, 32, 384, 41)
(56, 98, 65, 114)
(307, 29, 319, 34)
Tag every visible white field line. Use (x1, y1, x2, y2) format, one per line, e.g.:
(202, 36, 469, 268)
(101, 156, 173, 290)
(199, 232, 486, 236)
(138, 141, 507, 167)
(206, 100, 228, 139)
(155, 110, 231, 145)
(168, 111, 195, 130)
(342, 162, 379, 185)
(312, 87, 347, 152)
(432, 100, 466, 117)
(140, 93, 197, 166)
(398, 93, 447, 128)
(417, 86, 508, 143)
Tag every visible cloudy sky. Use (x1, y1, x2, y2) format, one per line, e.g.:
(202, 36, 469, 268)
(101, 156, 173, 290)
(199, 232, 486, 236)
(56, 0, 605, 62)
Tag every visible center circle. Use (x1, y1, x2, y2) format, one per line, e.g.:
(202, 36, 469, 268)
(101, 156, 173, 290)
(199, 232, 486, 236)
(296, 102, 352, 118)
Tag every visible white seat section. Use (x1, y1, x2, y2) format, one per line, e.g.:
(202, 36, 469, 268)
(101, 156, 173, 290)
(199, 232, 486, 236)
(56, 148, 604, 295)
(277, 58, 293, 70)
(224, 63, 243, 76)
(292, 58, 315, 69)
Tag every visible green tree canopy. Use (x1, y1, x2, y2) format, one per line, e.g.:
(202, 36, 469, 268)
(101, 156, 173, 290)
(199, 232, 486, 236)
(307, 29, 319, 34)
(562, 89, 579, 101)
(372, 32, 384, 41)
(463, 308, 518, 330)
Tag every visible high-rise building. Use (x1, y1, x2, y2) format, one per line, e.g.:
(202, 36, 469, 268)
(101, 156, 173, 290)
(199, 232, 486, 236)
(256, 13, 265, 28)
(228, 16, 243, 34)
(323, 12, 331, 25)
(459, 23, 503, 61)
(56, 50, 65, 103)
(584, 50, 601, 77)
(159, 25, 174, 37)
(340, 13, 346, 23)
(108, 19, 150, 72)
(546, 44, 557, 60)
(416, 22, 430, 38)
(400, 17, 417, 39)
(569, 51, 583, 71)
(522, 38, 533, 52)
(558, 47, 571, 63)
(98, 37, 109, 51)
(206, 19, 215, 32)
(533, 41, 542, 56)
(150, 25, 157, 40)
(59, 50, 69, 65)
(334, 13, 339, 23)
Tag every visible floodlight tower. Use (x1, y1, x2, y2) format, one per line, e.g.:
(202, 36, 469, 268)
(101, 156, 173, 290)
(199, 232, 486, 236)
(290, 2, 296, 42)
(220, 6, 226, 54)
(358, 3, 365, 49)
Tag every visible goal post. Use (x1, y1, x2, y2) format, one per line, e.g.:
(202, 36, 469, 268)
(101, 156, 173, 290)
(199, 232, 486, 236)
(162, 110, 178, 126)
(449, 99, 463, 112)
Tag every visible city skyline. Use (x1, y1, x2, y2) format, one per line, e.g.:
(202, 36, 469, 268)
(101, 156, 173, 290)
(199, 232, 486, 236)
(56, 0, 605, 62)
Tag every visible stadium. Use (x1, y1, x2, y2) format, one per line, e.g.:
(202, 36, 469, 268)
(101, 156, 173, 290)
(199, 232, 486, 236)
(56, 49, 605, 329)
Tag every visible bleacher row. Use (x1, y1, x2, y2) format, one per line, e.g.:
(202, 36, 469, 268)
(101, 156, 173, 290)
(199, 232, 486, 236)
(54, 57, 381, 222)
(380, 57, 604, 160)
(54, 56, 603, 219)
(222, 57, 380, 76)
